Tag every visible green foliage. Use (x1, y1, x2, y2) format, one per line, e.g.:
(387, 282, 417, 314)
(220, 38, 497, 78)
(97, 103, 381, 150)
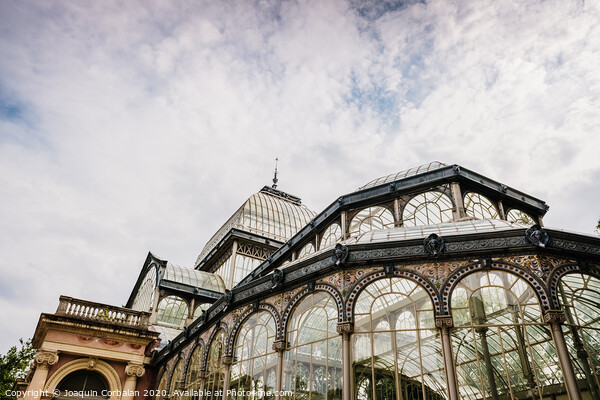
(596, 218, 600, 236)
(0, 339, 36, 400)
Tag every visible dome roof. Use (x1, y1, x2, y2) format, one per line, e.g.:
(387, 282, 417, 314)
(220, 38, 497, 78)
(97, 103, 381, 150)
(356, 161, 447, 191)
(195, 186, 316, 266)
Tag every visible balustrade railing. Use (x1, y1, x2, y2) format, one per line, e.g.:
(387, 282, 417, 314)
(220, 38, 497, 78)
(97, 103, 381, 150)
(56, 296, 150, 329)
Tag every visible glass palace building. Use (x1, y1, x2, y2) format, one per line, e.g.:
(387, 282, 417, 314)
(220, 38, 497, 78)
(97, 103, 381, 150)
(21, 163, 600, 400)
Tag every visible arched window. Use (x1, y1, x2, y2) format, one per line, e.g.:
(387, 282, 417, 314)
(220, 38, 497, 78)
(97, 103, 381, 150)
(353, 278, 445, 400)
(463, 193, 499, 220)
(451, 270, 566, 399)
(402, 191, 453, 227)
(320, 223, 342, 249)
(170, 360, 185, 400)
(205, 330, 226, 400)
(230, 311, 277, 398)
(557, 273, 600, 398)
(131, 267, 156, 312)
(298, 243, 316, 259)
(156, 372, 169, 400)
(284, 292, 342, 400)
(349, 207, 394, 236)
(157, 296, 189, 328)
(506, 209, 535, 224)
(185, 344, 205, 400)
(56, 370, 109, 399)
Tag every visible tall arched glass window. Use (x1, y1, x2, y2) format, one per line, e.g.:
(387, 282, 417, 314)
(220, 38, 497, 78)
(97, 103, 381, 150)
(320, 223, 342, 249)
(157, 296, 189, 328)
(284, 292, 342, 400)
(353, 278, 446, 400)
(451, 270, 566, 399)
(156, 372, 169, 400)
(349, 207, 395, 235)
(463, 193, 499, 220)
(185, 344, 205, 400)
(205, 330, 226, 400)
(230, 311, 277, 399)
(170, 360, 185, 400)
(402, 191, 454, 227)
(557, 273, 600, 398)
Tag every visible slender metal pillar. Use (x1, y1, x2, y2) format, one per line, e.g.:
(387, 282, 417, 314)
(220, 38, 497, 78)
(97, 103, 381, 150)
(337, 322, 353, 400)
(436, 316, 458, 400)
(470, 296, 499, 400)
(560, 283, 599, 398)
(272, 340, 286, 400)
(221, 356, 233, 400)
(544, 310, 582, 400)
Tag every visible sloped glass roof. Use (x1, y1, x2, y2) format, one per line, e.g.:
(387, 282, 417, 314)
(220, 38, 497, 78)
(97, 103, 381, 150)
(196, 188, 316, 266)
(346, 219, 530, 245)
(356, 161, 447, 191)
(152, 324, 184, 349)
(164, 263, 225, 292)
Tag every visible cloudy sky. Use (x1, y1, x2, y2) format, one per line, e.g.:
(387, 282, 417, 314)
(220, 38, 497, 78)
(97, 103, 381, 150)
(1, 0, 599, 353)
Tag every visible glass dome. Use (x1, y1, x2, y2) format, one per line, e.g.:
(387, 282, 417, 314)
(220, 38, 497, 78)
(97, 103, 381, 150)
(196, 188, 316, 266)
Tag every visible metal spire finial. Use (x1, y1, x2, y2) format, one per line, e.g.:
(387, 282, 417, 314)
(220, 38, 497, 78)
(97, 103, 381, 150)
(272, 158, 279, 189)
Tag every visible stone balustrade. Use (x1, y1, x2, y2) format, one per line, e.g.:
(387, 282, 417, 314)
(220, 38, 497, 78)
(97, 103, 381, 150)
(56, 296, 150, 329)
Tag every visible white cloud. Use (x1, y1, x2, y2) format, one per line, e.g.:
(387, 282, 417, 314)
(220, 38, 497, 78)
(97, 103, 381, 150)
(0, 0, 599, 352)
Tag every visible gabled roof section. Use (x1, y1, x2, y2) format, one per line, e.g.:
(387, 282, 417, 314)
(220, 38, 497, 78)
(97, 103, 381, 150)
(164, 263, 225, 292)
(238, 163, 549, 286)
(356, 161, 447, 191)
(195, 186, 316, 267)
(126, 252, 224, 309)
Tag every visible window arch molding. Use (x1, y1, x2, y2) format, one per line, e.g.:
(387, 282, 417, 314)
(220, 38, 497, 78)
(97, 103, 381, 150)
(548, 263, 600, 309)
(156, 295, 190, 328)
(201, 324, 229, 371)
(440, 261, 551, 316)
(401, 190, 455, 227)
(505, 208, 536, 224)
(345, 268, 441, 321)
(226, 302, 282, 356)
(463, 191, 499, 220)
(43, 358, 121, 399)
(281, 284, 344, 335)
(348, 205, 396, 235)
(183, 340, 205, 381)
